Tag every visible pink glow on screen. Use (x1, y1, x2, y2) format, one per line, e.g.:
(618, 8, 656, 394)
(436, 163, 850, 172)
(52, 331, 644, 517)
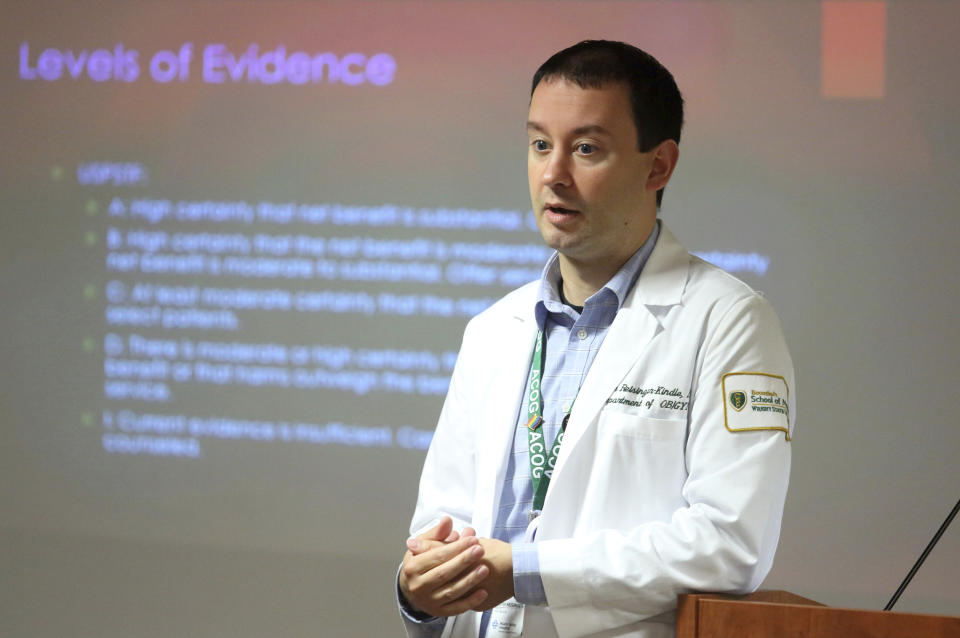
(822, 1, 886, 98)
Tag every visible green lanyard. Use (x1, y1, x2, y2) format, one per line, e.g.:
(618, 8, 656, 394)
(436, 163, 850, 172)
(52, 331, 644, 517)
(525, 329, 575, 513)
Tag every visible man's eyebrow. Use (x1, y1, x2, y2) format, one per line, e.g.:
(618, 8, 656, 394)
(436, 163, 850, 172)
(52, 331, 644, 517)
(526, 121, 612, 137)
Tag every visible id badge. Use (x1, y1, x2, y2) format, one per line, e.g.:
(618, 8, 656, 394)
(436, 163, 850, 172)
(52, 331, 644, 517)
(488, 597, 524, 636)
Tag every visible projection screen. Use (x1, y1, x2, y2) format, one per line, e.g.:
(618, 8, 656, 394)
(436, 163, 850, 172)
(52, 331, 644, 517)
(2, 2, 958, 636)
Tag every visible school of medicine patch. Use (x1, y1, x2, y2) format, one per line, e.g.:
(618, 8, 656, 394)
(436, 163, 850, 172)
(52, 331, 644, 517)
(721, 372, 791, 440)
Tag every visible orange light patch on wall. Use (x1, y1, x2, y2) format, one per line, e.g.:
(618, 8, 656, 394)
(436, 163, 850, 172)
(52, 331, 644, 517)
(822, 1, 886, 98)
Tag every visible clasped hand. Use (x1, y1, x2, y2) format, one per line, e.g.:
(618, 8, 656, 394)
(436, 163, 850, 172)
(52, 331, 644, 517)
(399, 516, 514, 618)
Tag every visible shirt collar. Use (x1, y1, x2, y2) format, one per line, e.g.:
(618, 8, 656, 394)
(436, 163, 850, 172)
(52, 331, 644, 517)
(534, 220, 661, 326)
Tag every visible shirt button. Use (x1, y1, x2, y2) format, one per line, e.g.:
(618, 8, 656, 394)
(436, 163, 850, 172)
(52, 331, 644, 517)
(577, 328, 588, 340)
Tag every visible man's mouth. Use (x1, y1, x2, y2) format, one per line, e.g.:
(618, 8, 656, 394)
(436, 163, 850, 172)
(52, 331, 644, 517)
(545, 204, 580, 215)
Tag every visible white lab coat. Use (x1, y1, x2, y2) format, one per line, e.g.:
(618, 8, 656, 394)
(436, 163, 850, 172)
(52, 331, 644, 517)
(409, 224, 795, 638)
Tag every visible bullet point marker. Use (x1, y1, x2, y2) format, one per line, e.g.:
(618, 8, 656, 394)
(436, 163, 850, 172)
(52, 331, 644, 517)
(81, 413, 94, 427)
(50, 165, 63, 181)
(86, 200, 99, 216)
(82, 337, 96, 353)
(83, 284, 98, 299)
(84, 231, 98, 246)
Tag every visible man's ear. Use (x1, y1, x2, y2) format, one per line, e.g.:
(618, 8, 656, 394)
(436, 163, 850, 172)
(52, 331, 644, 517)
(645, 139, 679, 194)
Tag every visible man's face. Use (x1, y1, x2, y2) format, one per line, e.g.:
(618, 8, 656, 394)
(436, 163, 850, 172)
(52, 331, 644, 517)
(527, 79, 658, 268)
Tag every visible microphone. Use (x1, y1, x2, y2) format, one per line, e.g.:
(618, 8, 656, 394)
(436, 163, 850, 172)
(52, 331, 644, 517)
(884, 496, 960, 611)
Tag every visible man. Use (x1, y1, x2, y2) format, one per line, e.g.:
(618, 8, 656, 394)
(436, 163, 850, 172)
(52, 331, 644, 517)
(397, 40, 795, 638)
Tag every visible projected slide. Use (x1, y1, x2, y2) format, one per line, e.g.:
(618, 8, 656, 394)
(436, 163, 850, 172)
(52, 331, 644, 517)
(9, 25, 774, 468)
(1, 2, 803, 563)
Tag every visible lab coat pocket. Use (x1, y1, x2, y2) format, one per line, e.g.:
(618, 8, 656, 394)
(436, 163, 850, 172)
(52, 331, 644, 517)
(589, 412, 688, 525)
(598, 412, 687, 441)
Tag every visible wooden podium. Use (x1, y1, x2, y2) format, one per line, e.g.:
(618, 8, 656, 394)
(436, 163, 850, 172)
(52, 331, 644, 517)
(677, 590, 960, 638)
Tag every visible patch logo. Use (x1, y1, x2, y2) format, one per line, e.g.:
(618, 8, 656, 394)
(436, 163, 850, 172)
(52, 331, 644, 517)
(721, 371, 792, 441)
(729, 391, 747, 411)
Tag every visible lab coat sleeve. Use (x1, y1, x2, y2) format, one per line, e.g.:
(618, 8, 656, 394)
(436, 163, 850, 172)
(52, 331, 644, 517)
(399, 322, 484, 638)
(409, 319, 481, 538)
(538, 294, 795, 637)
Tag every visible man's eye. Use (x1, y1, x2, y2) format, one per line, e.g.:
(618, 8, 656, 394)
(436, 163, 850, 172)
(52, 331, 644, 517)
(577, 143, 595, 155)
(533, 140, 548, 151)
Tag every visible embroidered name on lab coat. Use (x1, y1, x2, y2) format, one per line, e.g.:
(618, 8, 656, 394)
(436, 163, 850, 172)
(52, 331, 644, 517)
(605, 384, 689, 417)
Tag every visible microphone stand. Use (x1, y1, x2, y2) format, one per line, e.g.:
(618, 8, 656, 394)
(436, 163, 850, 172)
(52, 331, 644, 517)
(884, 496, 960, 611)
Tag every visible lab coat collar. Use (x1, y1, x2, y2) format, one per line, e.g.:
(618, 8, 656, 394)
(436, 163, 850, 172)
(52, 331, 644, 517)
(486, 225, 691, 521)
(631, 222, 689, 307)
(534, 220, 661, 327)
(549, 223, 691, 482)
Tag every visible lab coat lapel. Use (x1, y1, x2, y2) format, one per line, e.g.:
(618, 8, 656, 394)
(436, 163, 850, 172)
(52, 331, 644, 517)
(471, 298, 538, 536)
(553, 298, 659, 470)
(549, 224, 690, 482)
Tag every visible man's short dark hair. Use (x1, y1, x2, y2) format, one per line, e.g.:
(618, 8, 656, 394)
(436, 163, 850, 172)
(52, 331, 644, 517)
(531, 40, 684, 208)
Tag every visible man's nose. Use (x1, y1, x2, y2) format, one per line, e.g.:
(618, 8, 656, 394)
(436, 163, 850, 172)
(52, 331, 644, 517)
(542, 151, 572, 188)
